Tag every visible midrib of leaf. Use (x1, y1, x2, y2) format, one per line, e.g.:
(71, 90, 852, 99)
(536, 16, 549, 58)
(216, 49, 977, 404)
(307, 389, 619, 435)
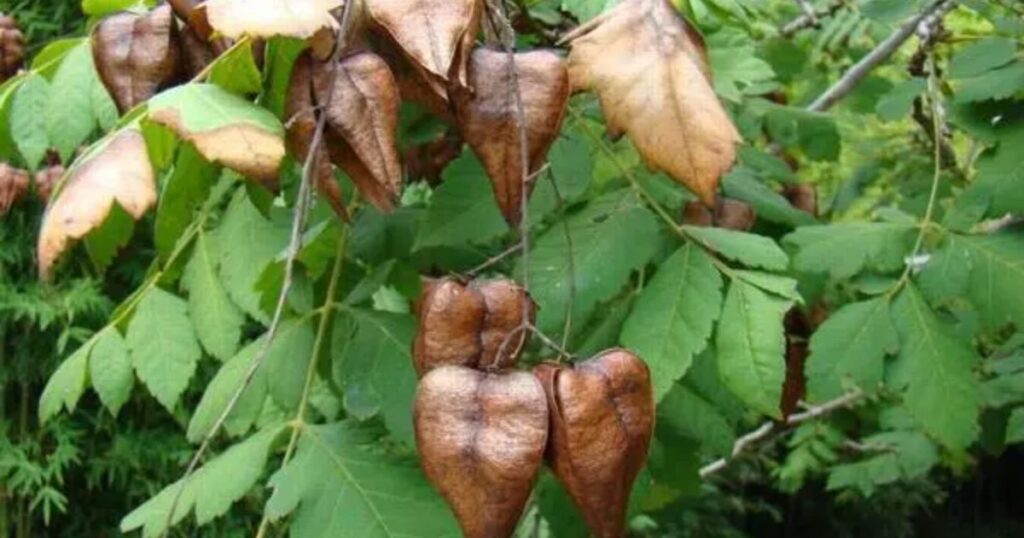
(303, 428, 398, 537)
(736, 283, 774, 395)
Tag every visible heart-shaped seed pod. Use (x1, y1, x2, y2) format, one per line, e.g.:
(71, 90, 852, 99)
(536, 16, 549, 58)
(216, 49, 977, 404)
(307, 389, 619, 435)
(470, 278, 537, 370)
(415, 366, 549, 538)
(535, 349, 655, 538)
(412, 277, 487, 377)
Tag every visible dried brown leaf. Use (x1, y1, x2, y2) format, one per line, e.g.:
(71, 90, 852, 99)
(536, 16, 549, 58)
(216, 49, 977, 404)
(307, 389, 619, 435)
(92, 5, 183, 114)
(565, 0, 740, 204)
(415, 366, 548, 538)
(285, 52, 347, 218)
(312, 50, 403, 212)
(535, 349, 655, 538)
(37, 130, 156, 279)
(365, 0, 480, 105)
(193, 0, 343, 40)
(453, 48, 569, 225)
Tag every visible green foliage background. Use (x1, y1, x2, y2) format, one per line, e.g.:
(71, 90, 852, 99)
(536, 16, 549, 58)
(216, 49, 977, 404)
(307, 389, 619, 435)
(2, 0, 1024, 537)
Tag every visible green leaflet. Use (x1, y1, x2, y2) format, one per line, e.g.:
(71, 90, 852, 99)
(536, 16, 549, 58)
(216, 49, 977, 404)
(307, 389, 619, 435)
(121, 425, 285, 537)
(716, 278, 792, 418)
(414, 151, 509, 249)
(187, 336, 274, 443)
(876, 78, 927, 121)
(721, 167, 817, 228)
(265, 319, 316, 411)
(956, 233, 1024, 331)
(949, 37, 1017, 80)
(332, 308, 419, 445)
(209, 39, 263, 95)
(126, 287, 203, 412)
(264, 421, 461, 538)
(684, 225, 789, 271)
(954, 61, 1024, 103)
(9, 74, 50, 169)
(963, 120, 1024, 216)
(657, 383, 735, 457)
(1008, 408, 1024, 445)
(785, 222, 917, 279)
(46, 43, 100, 160)
(806, 298, 898, 402)
(155, 144, 219, 261)
(89, 328, 134, 416)
(620, 243, 723, 401)
(890, 285, 980, 450)
(182, 231, 246, 361)
(216, 190, 291, 322)
(518, 190, 663, 336)
(826, 431, 939, 496)
(38, 339, 92, 423)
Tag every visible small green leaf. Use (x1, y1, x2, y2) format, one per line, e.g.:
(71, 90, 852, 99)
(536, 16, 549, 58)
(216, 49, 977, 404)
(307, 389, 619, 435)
(266, 319, 315, 411)
(785, 222, 916, 279)
(876, 78, 927, 121)
(414, 151, 509, 250)
(518, 190, 663, 335)
(89, 328, 134, 416)
(210, 39, 264, 95)
(1007, 408, 1024, 445)
(955, 61, 1024, 103)
(658, 384, 735, 457)
(187, 337, 271, 443)
(806, 298, 897, 401)
(957, 233, 1024, 331)
(39, 341, 92, 423)
(963, 120, 1024, 216)
(121, 426, 284, 537)
(126, 288, 203, 411)
(82, 0, 147, 16)
(10, 74, 51, 168)
(155, 144, 219, 260)
(332, 309, 419, 445)
(183, 231, 246, 361)
(826, 431, 938, 496)
(264, 421, 460, 538)
(620, 244, 723, 401)
(890, 285, 980, 450)
(732, 270, 802, 303)
(46, 43, 98, 160)
(949, 37, 1017, 79)
(684, 226, 789, 271)
(721, 167, 816, 228)
(716, 279, 792, 418)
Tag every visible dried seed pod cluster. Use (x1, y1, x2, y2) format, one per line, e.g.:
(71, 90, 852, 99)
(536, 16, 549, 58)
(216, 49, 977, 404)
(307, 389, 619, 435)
(0, 13, 24, 82)
(683, 197, 758, 231)
(0, 163, 30, 216)
(412, 277, 654, 538)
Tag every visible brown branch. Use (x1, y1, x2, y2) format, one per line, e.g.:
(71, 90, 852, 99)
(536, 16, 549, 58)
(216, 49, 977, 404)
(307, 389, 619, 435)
(699, 389, 865, 479)
(780, 0, 847, 37)
(157, 5, 358, 536)
(806, 0, 958, 112)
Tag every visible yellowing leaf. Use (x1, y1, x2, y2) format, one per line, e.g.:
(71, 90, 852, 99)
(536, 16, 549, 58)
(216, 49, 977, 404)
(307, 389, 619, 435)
(148, 83, 286, 188)
(195, 0, 343, 40)
(37, 129, 156, 279)
(565, 0, 740, 204)
(365, 0, 480, 101)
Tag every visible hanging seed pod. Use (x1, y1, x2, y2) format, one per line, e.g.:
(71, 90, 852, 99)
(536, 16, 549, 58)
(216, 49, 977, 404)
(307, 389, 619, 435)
(784, 183, 818, 217)
(452, 48, 570, 225)
(535, 349, 655, 538)
(714, 197, 756, 232)
(0, 13, 25, 82)
(469, 278, 537, 370)
(34, 161, 65, 203)
(415, 366, 548, 538)
(0, 163, 30, 216)
(92, 5, 183, 113)
(412, 277, 487, 377)
(681, 200, 714, 227)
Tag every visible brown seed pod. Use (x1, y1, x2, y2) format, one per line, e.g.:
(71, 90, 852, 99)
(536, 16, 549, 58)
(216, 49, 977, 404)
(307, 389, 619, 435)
(34, 162, 65, 203)
(412, 277, 487, 377)
(0, 13, 25, 82)
(470, 278, 537, 370)
(681, 200, 713, 227)
(415, 366, 548, 538)
(92, 5, 184, 113)
(535, 349, 655, 538)
(0, 163, 30, 215)
(714, 197, 756, 231)
(452, 48, 570, 225)
(784, 183, 818, 217)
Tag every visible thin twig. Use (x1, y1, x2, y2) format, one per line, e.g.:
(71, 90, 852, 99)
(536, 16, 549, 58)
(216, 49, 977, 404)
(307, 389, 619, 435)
(780, 0, 846, 37)
(466, 243, 524, 276)
(699, 389, 865, 478)
(806, 0, 957, 112)
(158, 6, 356, 534)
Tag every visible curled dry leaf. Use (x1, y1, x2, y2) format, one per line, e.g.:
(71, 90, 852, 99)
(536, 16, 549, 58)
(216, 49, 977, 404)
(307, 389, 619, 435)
(312, 50, 403, 212)
(37, 129, 156, 279)
(285, 52, 347, 217)
(453, 48, 570, 225)
(365, 0, 480, 105)
(0, 13, 25, 81)
(415, 366, 548, 538)
(565, 0, 740, 204)
(535, 349, 655, 538)
(192, 0, 343, 40)
(0, 163, 30, 215)
(413, 276, 535, 376)
(92, 5, 183, 114)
